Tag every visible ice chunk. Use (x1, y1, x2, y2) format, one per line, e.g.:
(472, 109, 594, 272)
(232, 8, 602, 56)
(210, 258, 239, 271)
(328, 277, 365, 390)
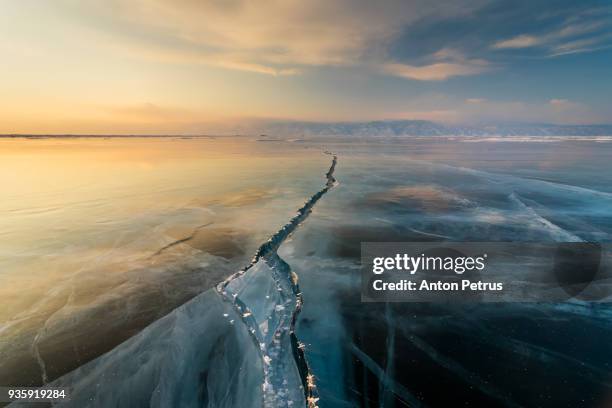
(12, 290, 264, 408)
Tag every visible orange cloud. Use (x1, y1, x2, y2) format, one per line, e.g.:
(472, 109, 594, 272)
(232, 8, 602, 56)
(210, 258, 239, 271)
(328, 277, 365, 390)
(382, 61, 490, 81)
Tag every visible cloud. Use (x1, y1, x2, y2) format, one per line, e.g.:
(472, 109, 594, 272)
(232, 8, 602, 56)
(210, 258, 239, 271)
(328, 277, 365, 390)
(466, 98, 486, 104)
(548, 33, 612, 56)
(213, 61, 301, 76)
(65, 0, 453, 74)
(493, 35, 540, 49)
(383, 61, 489, 81)
(549, 98, 570, 106)
(58, 0, 495, 78)
(67, 1, 612, 81)
(492, 14, 612, 56)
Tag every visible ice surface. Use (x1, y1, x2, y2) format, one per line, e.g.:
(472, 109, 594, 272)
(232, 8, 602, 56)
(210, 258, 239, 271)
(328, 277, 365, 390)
(11, 289, 264, 408)
(9, 150, 338, 408)
(219, 259, 306, 408)
(4, 136, 612, 407)
(0, 137, 330, 387)
(279, 137, 612, 407)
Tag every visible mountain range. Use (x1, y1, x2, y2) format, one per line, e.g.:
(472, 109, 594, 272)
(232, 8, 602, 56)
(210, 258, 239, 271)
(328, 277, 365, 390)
(261, 120, 612, 137)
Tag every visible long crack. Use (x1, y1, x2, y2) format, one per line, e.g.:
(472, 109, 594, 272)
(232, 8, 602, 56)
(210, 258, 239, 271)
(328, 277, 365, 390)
(217, 152, 337, 408)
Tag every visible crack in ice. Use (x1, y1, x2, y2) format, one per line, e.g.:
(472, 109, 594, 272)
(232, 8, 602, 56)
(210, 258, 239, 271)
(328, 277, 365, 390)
(31, 332, 49, 385)
(149, 222, 214, 257)
(217, 152, 337, 408)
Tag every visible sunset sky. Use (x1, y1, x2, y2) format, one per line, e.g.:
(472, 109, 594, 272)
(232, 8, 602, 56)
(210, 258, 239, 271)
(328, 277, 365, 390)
(1, 0, 611, 134)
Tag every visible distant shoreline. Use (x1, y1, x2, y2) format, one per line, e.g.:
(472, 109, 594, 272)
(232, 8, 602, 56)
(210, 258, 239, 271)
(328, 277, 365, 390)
(3, 134, 612, 139)
(0, 134, 242, 138)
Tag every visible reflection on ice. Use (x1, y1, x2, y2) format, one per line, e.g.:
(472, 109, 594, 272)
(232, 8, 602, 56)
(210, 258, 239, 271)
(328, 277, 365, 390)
(10, 152, 338, 408)
(0, 137, 330, 387)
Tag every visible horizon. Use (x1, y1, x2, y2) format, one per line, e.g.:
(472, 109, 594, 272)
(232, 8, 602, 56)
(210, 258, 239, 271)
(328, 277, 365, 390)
(2, 119, 612, 137)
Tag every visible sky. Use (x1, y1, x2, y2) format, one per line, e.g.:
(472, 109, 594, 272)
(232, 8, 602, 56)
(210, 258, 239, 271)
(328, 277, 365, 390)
(1, 0, 611, 134)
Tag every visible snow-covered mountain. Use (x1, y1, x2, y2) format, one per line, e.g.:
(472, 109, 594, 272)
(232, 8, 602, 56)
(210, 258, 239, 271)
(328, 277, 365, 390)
(261, 120, 612, 137)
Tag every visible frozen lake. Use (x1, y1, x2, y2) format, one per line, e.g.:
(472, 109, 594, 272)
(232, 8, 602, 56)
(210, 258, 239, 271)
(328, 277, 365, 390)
(2, 135, 612, 407)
